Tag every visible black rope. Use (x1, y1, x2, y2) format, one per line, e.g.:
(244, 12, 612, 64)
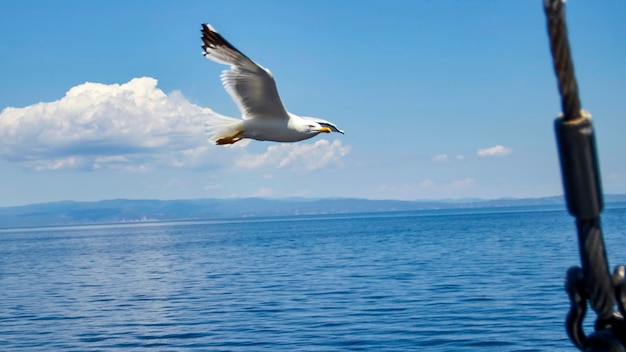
(577, 219, 614, 319)
(543, 0, 626, 350)
(543, 0, 581, 122)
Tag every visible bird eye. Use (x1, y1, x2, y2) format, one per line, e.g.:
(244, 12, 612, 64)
(308, 124, 315, 128)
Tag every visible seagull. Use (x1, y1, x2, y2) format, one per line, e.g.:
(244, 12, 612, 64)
(201, 23, 343, 145)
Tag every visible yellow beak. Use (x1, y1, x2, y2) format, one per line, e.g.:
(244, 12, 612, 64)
(318, 127, 332, 133)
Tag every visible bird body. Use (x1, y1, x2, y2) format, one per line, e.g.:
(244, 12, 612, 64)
(200, 24, 343, 145)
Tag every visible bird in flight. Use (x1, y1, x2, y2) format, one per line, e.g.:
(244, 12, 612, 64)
(201, 24, 343, 145)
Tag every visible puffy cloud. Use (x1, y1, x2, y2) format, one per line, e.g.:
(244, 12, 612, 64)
(0, 77, 211, 170)
(235, 139, 350, 170)
(254, 187, 274, 197)
(432, 154, 448, 162)
(477, 145, 512, 157)
(433, 154, 466, 162)
(419, 179, 436, 188)
(1, 77, 350, 172)
(203, 183, 223, 191)
(446, 178, 476, 189)
(32, 156, 82, 171)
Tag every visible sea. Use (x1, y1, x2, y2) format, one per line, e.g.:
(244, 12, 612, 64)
(1, 205, 625, 351)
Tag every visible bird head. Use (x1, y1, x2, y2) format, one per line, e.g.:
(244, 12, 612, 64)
(306, 122, 332, 134)
(301, 117, 345, 135)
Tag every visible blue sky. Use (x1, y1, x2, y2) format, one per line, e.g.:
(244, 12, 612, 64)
(0, 1, 624, 206)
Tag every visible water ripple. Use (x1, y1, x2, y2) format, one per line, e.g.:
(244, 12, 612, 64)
(1, 207, 625, 350)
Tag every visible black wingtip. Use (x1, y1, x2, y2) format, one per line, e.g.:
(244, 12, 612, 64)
(201, 23, 216, 33)
(199, 23, 249, 60)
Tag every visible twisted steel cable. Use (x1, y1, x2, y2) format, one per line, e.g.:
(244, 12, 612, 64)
(544, 0, 615, 321)
(544, 0, 582, 122)
(577, 219, 614, 320)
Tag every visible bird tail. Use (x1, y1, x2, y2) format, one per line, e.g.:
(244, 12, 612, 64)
(204, 110, 250, 147)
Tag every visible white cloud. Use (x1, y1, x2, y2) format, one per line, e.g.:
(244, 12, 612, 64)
(432, 154, 448, 162)
(1, 77, 350, 173)
(32, 156, 83, 171)
(164, 178, 188, 190)
(204, 183, 223, 191)
(446, 178, 476, 189)
(477, 145, 512, 157)
(419, 179, 436, 188)
(254, 187, 274, 197)
(433, 154, 466, 162)
(0, 77, 212, 170)
(235, 139, 350, 170)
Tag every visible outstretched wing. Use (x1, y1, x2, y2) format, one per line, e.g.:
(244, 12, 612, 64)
(201, 24, 288, 120)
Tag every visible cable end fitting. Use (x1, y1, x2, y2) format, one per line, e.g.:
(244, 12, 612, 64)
(555, 110, 604, 219)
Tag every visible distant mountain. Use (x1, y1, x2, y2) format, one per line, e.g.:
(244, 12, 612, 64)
(1, 195, 626, 229)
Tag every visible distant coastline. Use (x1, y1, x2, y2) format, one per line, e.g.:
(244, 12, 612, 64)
(2, 195, 626, 229)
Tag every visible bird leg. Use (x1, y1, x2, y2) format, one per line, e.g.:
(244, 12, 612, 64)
(216, 131, 244, 145)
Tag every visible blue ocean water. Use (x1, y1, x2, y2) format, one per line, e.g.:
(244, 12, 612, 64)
(1, 206, 625, 351)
